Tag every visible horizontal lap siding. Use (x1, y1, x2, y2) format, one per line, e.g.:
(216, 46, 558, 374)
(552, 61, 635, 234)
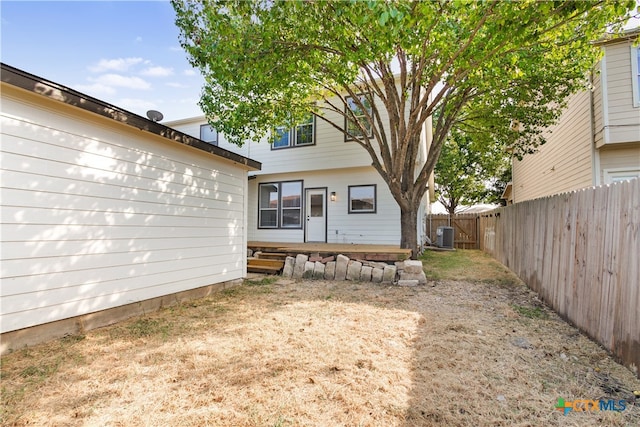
(1, 88, 247, 333)
(247, 168, 400, 245)
(512, 91, 593, 202)
(601, 41, 640, 145)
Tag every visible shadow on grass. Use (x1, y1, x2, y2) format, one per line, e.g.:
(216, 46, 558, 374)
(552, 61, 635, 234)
(2, 251, 639, 426)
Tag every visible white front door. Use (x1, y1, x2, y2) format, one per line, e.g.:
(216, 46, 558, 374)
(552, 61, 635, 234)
(305, 188, 326, 242)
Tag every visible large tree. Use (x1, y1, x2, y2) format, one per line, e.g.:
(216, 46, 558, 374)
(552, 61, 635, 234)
(172, 0, 633, 256)
(435, 128, 511, 215)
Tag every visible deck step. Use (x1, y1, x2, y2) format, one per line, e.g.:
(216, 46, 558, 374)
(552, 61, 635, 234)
(247, 258, 284, 275)
(248, 258, 285, 268)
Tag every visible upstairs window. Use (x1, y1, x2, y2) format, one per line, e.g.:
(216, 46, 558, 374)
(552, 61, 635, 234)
(200, 124, 218, 146)
(271, 115, 315, 149)
(345, 94, 373, 140)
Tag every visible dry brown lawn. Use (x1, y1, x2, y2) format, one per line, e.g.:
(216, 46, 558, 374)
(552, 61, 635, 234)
(2, 250, 639, 426)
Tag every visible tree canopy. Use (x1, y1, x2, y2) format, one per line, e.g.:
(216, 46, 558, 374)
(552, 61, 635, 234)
(172, 0, 634, 255)
(435, 128, 511, 215)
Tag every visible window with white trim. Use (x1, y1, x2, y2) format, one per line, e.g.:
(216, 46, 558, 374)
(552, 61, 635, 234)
(348, 184, 376, 214)
(271, 116, 315, 149)
(345, 94, 373, 140)
(632, 46, 640, 108)
(603, 168, 640, 184)
(200, 124, 218, 146)
(258, 181, 303, 228)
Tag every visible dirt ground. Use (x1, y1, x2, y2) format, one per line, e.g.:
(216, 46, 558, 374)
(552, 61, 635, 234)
(2, 262, 639, 426)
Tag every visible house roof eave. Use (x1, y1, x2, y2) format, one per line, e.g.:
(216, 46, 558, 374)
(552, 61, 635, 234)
(0, 63, 261, 171)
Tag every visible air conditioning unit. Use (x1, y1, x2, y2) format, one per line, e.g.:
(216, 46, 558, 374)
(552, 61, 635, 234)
(436, 226, 454, 249)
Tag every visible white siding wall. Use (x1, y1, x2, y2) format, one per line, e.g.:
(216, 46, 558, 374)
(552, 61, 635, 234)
(166, 88, 428, 246)
(599, 40, 640, 146)
(1, 86, 249, 333)
(167, 114, 377, 175)
(512, 90, 594, 202)
(247, 167, 401, 245)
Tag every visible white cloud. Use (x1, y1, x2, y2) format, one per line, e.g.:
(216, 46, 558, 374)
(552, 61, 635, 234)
(166, 82, 188, 88)
(141, 66, 174, 77)
(88, 58, 144, 73)
(183, 69, 196, 76)
(89, 74, 151, 90)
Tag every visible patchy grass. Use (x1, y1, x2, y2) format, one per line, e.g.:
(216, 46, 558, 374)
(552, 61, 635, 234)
(421, 249, 520, 286)
(2, 264, 639, 426)
(512, 304, 550, 320)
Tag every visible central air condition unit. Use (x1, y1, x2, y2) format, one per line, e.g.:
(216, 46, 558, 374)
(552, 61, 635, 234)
(436, 226, 454, 249)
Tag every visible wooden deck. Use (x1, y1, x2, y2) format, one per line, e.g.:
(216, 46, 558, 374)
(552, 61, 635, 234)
(247, 241, 411, 262)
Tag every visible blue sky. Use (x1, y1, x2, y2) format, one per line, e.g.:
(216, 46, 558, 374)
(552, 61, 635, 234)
(2, 1, 639, 123)
(1, 0, 205, 121)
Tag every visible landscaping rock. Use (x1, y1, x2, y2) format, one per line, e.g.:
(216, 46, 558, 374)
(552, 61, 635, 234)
(321, 256, 335, 263)
(365, 261, 389, 270)
(346, 260, 363, 281)
(397, 279, 419, 287)
(372, 267, 384, 283)
(403, 260, 424, 274)
(399, 271, 427, 285)
(282, 256, 295, 278)
(313, 262, 325, 279)
(335, 254, 349, 281)
(382, 265, 397, 283)
(303, 261, 315, 279)
(511, 337, 533, 349)
(324, 261, 336, 280)
(293, 254, 309, 279)
(360, 266, 373, 282)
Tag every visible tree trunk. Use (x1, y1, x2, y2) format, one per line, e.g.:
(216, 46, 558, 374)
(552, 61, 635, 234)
(400, 207, 418, 259)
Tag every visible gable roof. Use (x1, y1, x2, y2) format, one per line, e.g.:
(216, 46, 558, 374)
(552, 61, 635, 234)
(0, 63, 261, 171)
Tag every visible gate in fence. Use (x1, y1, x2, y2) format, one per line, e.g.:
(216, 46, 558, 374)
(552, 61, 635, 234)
(425, 214, 479, 249)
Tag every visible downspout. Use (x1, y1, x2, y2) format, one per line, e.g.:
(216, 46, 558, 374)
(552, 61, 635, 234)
(589, 68, 601, 186)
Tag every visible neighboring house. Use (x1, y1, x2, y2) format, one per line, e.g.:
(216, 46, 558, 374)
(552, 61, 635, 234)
(510, 28, 640, 203)
(165, 94, 432, 247)
(0, 64, 260, 351)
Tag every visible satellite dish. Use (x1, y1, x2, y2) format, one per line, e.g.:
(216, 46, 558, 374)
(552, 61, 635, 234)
(146, 110, 164, 122)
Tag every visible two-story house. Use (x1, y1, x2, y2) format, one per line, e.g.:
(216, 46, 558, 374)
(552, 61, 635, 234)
(508, 28, 640, 203)
(165, 94, 432, 247)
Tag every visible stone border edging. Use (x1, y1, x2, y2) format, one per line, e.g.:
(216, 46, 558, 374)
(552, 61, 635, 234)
(280, 253, 427, 286)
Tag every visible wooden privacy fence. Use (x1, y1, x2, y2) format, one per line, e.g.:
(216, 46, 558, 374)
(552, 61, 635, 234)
(479, 178, 639, 376)
(426, 213, 479, 249)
